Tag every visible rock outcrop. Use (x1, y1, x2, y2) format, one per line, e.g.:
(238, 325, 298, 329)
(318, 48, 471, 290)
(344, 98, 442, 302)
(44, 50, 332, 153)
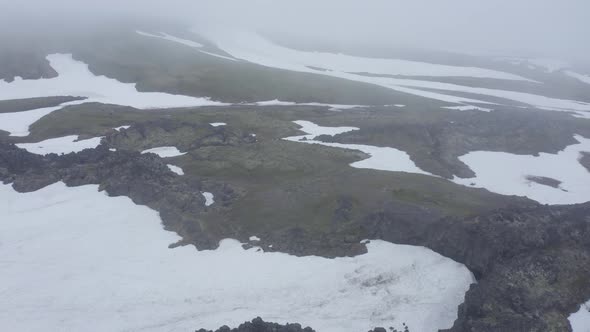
(195, 317, 315, 332)
(362, 202, 590, 331)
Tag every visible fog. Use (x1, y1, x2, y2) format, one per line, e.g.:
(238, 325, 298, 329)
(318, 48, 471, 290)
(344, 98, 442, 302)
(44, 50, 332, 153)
(2, 0, 589, 60)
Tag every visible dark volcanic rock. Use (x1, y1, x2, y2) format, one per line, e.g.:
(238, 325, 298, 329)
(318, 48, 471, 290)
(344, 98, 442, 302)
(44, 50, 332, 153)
(195, 317, 315, 332)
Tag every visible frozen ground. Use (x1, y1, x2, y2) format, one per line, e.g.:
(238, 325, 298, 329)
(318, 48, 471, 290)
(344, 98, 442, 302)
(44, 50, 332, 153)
(201, 30, 590, 117)
(569, 301, 590, 332)
(141, 146, 187, 158)
(0, 182, 473, 332)
(285, 120, 433, 176)
(16, 135, 103, 155)
(453, 135, 590, 204)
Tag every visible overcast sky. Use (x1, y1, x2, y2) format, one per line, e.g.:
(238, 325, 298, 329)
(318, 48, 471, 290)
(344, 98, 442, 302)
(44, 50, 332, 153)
(3, 0, 589, 60)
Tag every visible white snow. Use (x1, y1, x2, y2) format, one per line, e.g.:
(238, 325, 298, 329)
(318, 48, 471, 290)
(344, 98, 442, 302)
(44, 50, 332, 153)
(114, 125, 131, 131)
(198, 50, 238, 61)
(201, 31, 590, 117)
(137, 30, 204, 48)
(136, 30, 237, 61)
(0, 52, 228, 136)
(0, 182, 473, 332)
(496, 57, 570, 73)
(249, 236, 261, 242)
(565, 71, 590, 85)
(167, 164, 185, 175)
(16, 135, 103, 155)
(203, 31, 528, 81)
(569, 301, 590, 332)
(252, 99, 362, 110)
(109, 148, 117, 152)
(0, 102, 81, 136)
(202, 191, 215, 206)
(442, 105, 492, 112)
(0, 54, 224, 109)
(286, 121, 590, 204)
(394, 104, 406, 108)
(141, 146, 187, 158)
(285, 120, 432, 176)
(453, 135, 590, 204)
(210, 122, 227, 127)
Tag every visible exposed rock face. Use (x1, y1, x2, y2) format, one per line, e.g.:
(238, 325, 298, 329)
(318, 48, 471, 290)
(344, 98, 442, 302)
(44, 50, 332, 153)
(362, 202, 590, 331)
(104, 119, 256, 152)
(195, 317, 315, 332)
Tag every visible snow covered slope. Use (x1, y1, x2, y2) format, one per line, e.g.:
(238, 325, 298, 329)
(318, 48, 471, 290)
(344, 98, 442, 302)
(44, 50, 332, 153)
(200, 30, 590, 117)
(0, 182, 473, 332)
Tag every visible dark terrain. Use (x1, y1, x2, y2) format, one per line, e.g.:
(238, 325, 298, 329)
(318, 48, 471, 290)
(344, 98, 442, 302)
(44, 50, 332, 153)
(1, 21, 590, 332)
(2, 103, 590, 331)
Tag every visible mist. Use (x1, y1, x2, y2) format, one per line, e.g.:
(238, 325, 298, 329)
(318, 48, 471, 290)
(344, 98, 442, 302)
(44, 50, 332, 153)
(2, 0, 589, 61)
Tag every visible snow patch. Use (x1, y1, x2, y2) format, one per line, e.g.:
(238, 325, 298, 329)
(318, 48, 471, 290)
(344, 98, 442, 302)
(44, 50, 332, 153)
(285, 121, 432, 176)
(114, 125, 131, 131)
(136, 30, 237, 61)
(249, 236, 261, 242)
(202, 192, 215, 206)
(204, 30, 529, 81)
(252, 99, 362, 110)
(565, 71, 590, 85)
(453, 135, 590, 204)
(16, 135, 103, 155)
(0, 103, 81, 137)
(210, 122, 227, 127)
(0, 54, 224, 109)
(569, 301, 590, 332)
(0, 182, 473, 332)
(141, 146, 187, 158)
(167, 164, 184, 175)
(442, 105, 492, 112)
(137, 30, 204, 48)
(201, 31, 590, 117)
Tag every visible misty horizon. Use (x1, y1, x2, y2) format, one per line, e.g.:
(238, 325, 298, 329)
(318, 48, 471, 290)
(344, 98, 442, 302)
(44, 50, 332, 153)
(2, 0, 589, 62)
